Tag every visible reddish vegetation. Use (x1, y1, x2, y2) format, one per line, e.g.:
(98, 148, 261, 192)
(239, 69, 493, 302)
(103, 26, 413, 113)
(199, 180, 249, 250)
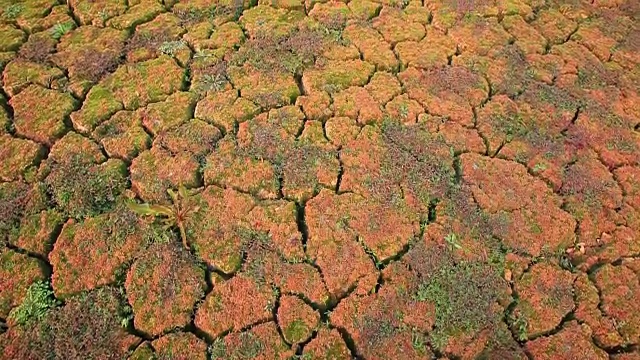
(1, 0, 639, 358)
(277, 295, 319, 344)
(211, 322, 293, 359)
(303, 328, 351, 359)
(512, 262, 575, 339)
(0, 249, 47, 318)
(125, 243, 206, 336)
(151, 332, 208, 360)
(195, 274, 274, 339)
(49, 206, 145, 298)
(0, 287, 140, 360)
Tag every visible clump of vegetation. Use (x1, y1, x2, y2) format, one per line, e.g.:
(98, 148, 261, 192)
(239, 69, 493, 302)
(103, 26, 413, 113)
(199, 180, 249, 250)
(128, 185, 200, 250)
(2, 287, 136, 359)
(192, 60, 229, 93)
(125, 29, 172, 55)
(174, 2, 244, 25)
(8, 281, 59, 325)
(0, 182, 31, 239)
(415, 260, 504, 349)
(44, 156, 127, 219)
(424, 66, 486, 95)
(17, 36, 56, 64)
(158, 40, 188, 57)
(4, 4, 23, 20)
(72, 49, 122, 83)
(370, 120, 455, 208)
(231, 28, 327, 75)
(445, 0, 490, 18)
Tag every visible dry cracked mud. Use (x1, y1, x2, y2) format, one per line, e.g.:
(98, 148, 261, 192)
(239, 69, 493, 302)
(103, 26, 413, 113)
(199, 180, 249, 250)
(0, 0, 639, 359)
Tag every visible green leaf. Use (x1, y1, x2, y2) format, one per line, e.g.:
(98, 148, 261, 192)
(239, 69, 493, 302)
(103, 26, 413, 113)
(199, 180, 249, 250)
(127, 202, 173, 216)
(178, 185, 189, 199)
(147, 204, 174, 215)
(167, 188, 178, 203)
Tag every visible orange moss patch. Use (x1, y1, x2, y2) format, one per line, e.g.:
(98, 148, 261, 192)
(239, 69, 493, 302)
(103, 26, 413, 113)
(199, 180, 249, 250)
(560, 149, 624, 247)
(125, 243, 206, 336)
(460, 153, 576, 257)
(278, 295, 319, 344)
(593, 264, 640, 345)
(151, 332, 208, 360)
(195, 274, 274, 339)
(0, 135, 44, 182)
(399, 66, 488, 125)
(130, 146, 201, 204)
(9, 85, 76, 146)
(512, 262, 575, 339)
(49, 206, 145, 298)
(210, 322, 293, 359)
(303, 327, 351, 359)
(525, 321, 608, 360)
(0, 250, 47, 318)
(186, 186, 303, 273)
(574, 272, 625, 348)
(330, 261, 435, 359)
(92, 110, 151, 161)
(71, 55, 185, 133)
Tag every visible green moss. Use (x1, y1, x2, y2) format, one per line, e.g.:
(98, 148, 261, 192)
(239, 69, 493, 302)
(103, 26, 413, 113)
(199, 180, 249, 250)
(284, 319, 309, 344)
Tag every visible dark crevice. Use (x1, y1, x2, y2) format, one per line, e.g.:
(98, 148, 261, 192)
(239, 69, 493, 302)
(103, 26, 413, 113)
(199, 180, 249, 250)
(335, 149, 344, 194)
(295, 202, 309, 253)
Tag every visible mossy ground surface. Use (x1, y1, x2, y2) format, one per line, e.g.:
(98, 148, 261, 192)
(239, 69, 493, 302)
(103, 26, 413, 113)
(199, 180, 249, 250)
(1, 0, 639, 359)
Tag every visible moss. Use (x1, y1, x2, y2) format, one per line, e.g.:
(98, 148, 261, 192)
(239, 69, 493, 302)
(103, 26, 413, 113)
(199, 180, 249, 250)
(0, 25, 25, 52)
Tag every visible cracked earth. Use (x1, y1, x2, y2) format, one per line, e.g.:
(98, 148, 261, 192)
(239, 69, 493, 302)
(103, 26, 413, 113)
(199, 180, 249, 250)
(0, 0, 639, 359)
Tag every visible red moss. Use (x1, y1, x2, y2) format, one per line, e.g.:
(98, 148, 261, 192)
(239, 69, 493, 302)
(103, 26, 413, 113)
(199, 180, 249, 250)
(195, 274, 274, 338)
(512, 262, 575, 339)
(525, 321, 608, 360)
(49, 206, 145, 298)
(210, 322, 293, 359)
(460, 153, 576, 256)
(593, 264, 640, 345)
(151, 332, 208, 360)
(329, 261, 435, 359)
(0, 250, 47, 318)
(125, 243, 206, 336)
(303, 328, 351, 359)
(277, 295, 319, 344)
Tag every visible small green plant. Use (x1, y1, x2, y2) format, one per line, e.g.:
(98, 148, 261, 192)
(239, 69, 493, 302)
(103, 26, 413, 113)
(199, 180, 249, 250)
(511, 315, 528, 341)
(50, 22, 74, 40)
(8, 280, 60, 325)
(399, 103, 409, 119)
(444, 232, 462, 251)
(4, 4, 23, 19)
(127, 185, 200, 250)
(120, 304, 134, 328)
(411, 330, 428, 355)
